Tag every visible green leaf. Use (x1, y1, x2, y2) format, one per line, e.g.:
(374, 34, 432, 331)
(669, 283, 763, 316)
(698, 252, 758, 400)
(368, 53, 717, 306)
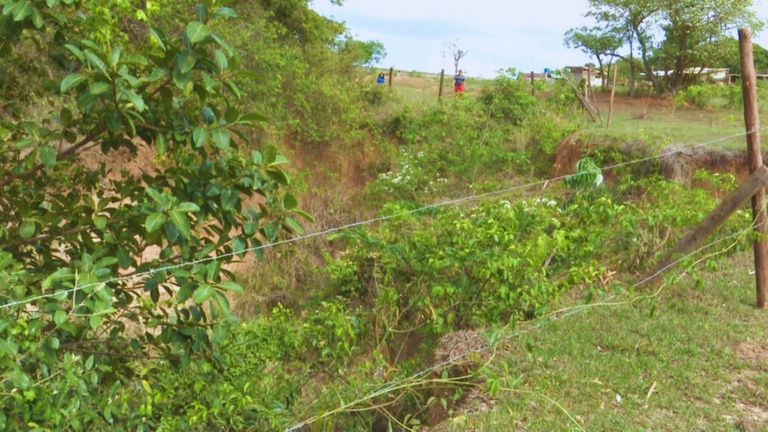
(210, 33, 233, 56)
(263, 144, 277, 164)
(231, 236, 246, 255)
(106, 110, 122, 132)
(176, 50, 196, 74)
(201, 106, 215, 125)
(92, 215, 108, 229)
(89, 314, 102, 329)
(122, 54, 148, 66)
(10, 370, 31, 390)
(54, 310, 67, 325)
(193, 284, 215, 303)
(284, 216, 304, 234)
(263, 221, 278, 242)
(117, 247, 131, 268)
(268, 168, 290, 185)
(213, 291, 231, 315)
(108, 46, 122, 68)
(19, 220, 36, 239)
(145, 213, 167, 233)
(214, 50, 228, 72)
(292, 208, 315, 222)
(220, 187, 238, 211)
(272, 154, 290, 166)
(169, 210, 191, 240)
(15, 138, 36, 149)
(195, 3, 208, 22)
(121, 89, 146, 112)
(149, 27, 166, 51)
(11, 1, 33, 22)
(175, 202, 200, 213)
(146, 187, 165, 207)
(30, 7, 42, 28)
(212, 128, 230, 149)
(59, 107, 73, 126)
(282, 192, 298, 210)
(148, 68, 168, 82)
(155, 134, 167, 156)
(39, 145, 57, 169)
(84, 49, 109, 77)
(89, 81, 111, 95)
(216, 281, 243, 293)
(186, 21, 212, 44)
(60, 73, 87, 92)
(42, 268, 73, 290)
(192, 127, 209, 148)
(63, 44, 84, 62)
(223, 79, 241, 98)
(213, 7, 237, 18)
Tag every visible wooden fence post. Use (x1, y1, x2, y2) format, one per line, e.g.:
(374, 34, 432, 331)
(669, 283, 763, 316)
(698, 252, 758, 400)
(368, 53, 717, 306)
(438, 69, 445, 100)
(739, 27, 767, 308)
(607, 63, 618, 128)
(388, 67, 393, 88)
(530, 71, 535, 96)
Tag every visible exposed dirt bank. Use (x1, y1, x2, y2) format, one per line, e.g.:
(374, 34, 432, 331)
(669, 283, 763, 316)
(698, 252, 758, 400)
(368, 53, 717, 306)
(554, 135, 765, 186)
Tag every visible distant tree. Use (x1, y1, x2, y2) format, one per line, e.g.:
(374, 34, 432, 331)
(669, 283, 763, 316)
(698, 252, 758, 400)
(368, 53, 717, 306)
(587, 0, 662, 95)
(444, 40, 469, 75)
(564, 26, 623, 87)
(656, 0, 764, 90)
(340, 38, 387, 66)
(720, 39, 768, 74)
(585, 0, 763, 94)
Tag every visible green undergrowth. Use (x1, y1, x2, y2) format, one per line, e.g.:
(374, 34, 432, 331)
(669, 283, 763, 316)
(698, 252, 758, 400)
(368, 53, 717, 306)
(451, 250, 768, 431)
(164, 168, 755, 431)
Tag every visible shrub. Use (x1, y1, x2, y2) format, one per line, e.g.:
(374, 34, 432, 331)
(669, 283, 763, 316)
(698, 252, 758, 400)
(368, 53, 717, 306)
(479, 68, 539, 124)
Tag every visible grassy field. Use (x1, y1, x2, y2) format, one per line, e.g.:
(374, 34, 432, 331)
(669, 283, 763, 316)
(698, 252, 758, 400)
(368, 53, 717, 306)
(431, 250, 768, 431)
(361, 71, 768, 431)
(378, 71, 765, 152)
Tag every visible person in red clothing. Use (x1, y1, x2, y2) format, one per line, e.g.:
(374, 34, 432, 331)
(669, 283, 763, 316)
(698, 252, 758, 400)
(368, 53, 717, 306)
(453, 70, 465, 93)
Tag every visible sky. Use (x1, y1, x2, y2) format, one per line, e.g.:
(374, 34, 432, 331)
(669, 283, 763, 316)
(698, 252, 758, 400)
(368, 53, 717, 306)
(309, 0, 768, 78)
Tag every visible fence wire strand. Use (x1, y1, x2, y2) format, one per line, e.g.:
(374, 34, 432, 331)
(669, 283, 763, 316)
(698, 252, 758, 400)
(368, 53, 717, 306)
(284, 215, 762, 432)
(2, 126, 764, 311)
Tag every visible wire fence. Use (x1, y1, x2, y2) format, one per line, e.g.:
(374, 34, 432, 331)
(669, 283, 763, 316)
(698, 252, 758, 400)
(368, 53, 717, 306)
(1, 126, 764, 311)
(283, 214, 762, 432)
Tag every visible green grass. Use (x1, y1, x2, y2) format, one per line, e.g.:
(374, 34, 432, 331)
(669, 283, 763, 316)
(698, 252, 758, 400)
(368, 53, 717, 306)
(384, 72, 766, 153)
(444, 251, 768, 431)
(582, 102, 756, 152)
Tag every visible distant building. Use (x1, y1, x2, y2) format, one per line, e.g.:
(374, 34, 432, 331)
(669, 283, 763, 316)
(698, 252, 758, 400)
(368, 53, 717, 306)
(565, 66, 603, 87)
(682, 67, 730, 84)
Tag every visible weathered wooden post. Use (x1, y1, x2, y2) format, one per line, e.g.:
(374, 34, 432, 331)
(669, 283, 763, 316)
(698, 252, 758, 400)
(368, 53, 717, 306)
(438, 69, 445, 100)
(388, 67, 393, 88)
(607, 63, 618, 128)
(585, 66, 591, 101)
(530, 71, 535, 96)
(739, 28, 767, 308)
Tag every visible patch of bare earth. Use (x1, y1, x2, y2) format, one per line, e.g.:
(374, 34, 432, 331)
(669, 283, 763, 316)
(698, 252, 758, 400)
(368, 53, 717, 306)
(424, 330, 497, 431)
(554, 134, 764, 187)
(717, 343, 768, 431)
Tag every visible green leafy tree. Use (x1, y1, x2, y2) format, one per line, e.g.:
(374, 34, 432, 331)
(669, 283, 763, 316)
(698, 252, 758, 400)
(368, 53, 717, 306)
(564, 26, 623, 87)
(655, 0, 763, 90)
(717, 39, 768, 75)
(210, 0, 372, 144)
(0, 0, 309, 428)
(585, 0, 763, 94)
(340, 38, 387, 66)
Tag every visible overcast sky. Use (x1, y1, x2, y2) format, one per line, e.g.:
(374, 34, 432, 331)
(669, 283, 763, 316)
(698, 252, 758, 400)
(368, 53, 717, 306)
(310, 0, 768, 78)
